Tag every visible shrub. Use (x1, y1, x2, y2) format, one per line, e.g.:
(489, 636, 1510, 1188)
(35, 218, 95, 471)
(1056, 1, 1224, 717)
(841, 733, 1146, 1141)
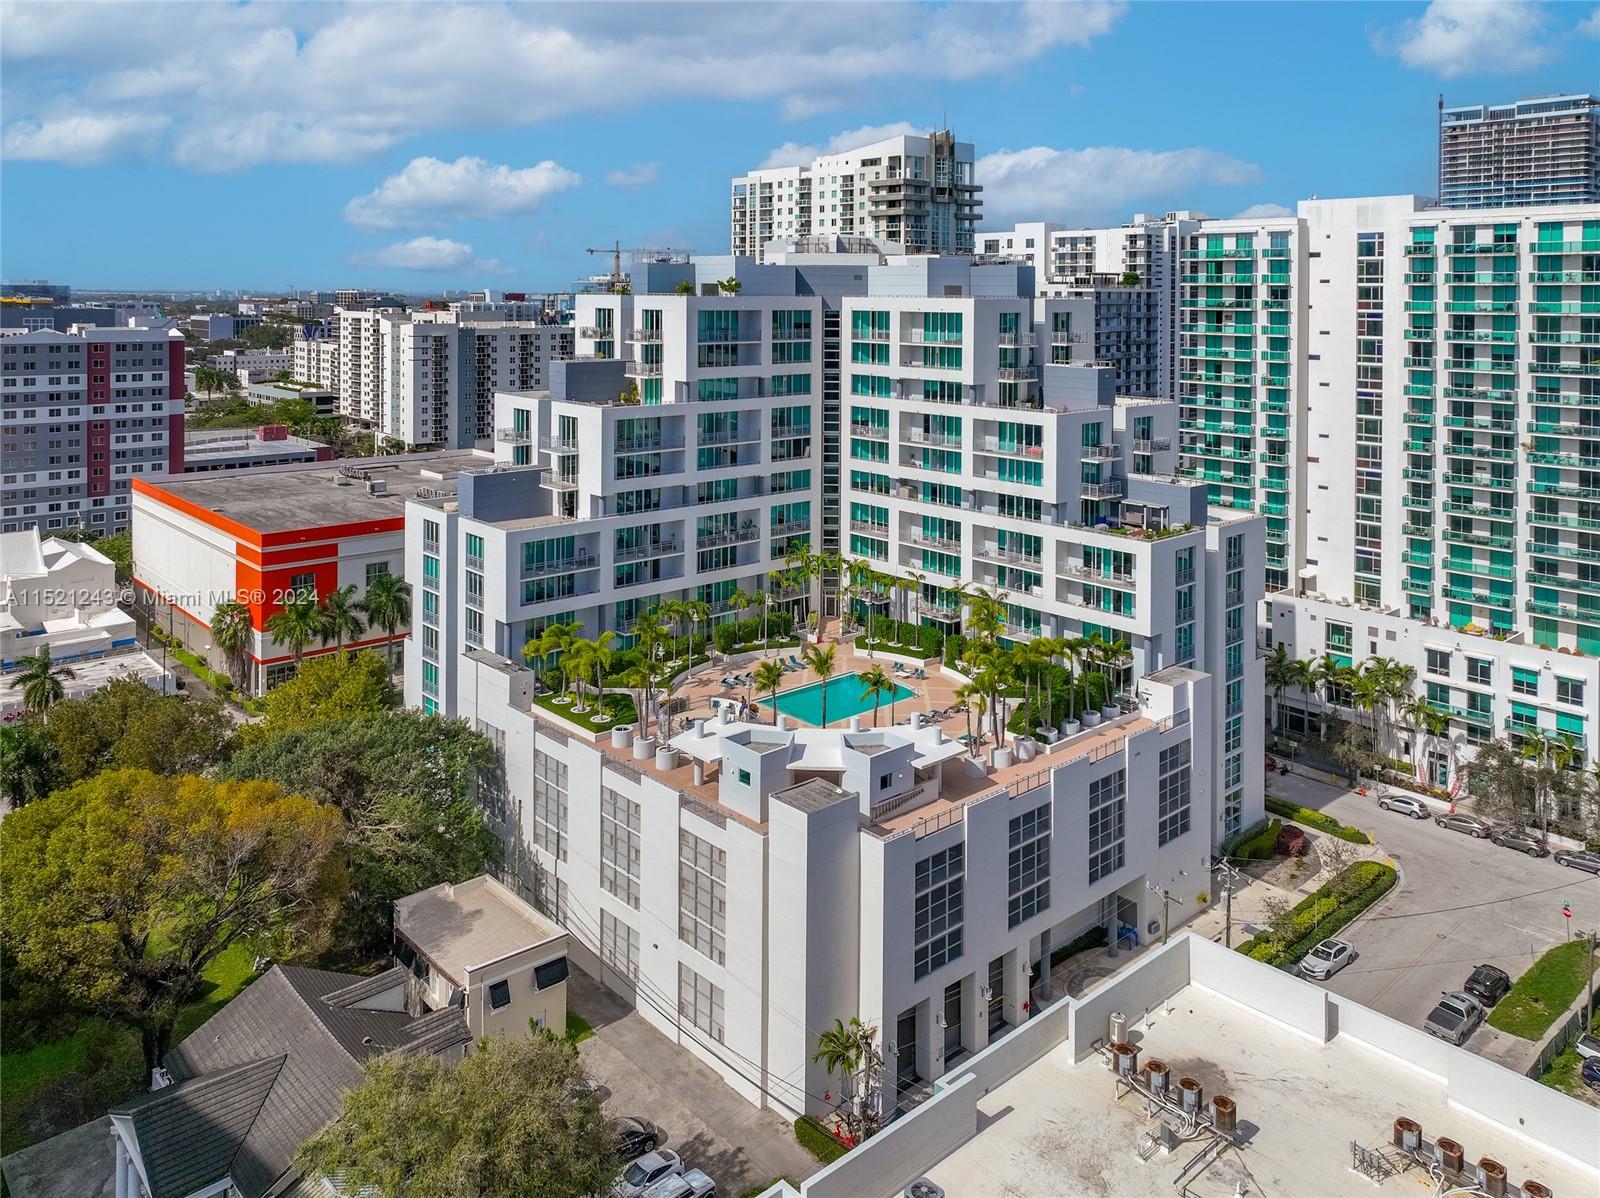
(1220, 817, 1269, 859)
(1277, 825, 1308, 857)
(1049, 924, 1108, 967)
(794, 1115, 849, 1163)
(918, 623, 942, 656)
(1234, 819, 1283, 862)
(713, 624, 738, 654)
(1236, 862, 1397, 968)
(1264, 797, 1371, 844)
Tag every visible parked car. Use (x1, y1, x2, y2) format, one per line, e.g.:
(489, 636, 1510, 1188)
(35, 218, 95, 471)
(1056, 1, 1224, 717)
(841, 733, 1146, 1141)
(1298, 938, 1356, 981)
(1377, 793, 1430, 819)
(1554, 849, 1600, 875)
(1423, 992, 1485, 1046)
(613, 1151, 683, 1198)
(1489, 826, 1549, 857)
(1573, 1034, 1600, 1061)
(1462, 964, 1511, 1007)
(1434, 812, 1492, 838)
(614, 1116, 660, 1161)
(1581, 1056, 1600, 1096)
(644, 1168, 716, 1198)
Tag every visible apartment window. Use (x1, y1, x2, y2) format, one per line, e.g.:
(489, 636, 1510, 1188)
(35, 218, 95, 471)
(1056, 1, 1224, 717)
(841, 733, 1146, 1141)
(1088, 770, 1126, 883)
(532, 751, 569, 862)
(288, 571, 316, 597)
(1511, 667, 1539, 697)
(679, 830, 726, 965)
(678, 963, 725, 1043)
(1425, 648, 1450, 677)
(1557, 677, 1585, 706)
(600, 787, 642, 909)
(1007, 805, 1051, 929)
(600, 909, 639, 981)
(1466, 657, 1491, 686)
(488, 979, 511, 1010)
(913, 843, 964, 980)
(1157, 742, 1193, 846)
(365, 561, 390, 585)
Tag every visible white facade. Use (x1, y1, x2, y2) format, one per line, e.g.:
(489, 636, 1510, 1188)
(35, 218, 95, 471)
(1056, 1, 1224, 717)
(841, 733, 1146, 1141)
(0, 528, 136, 668)
(732, 130, 980, 259)
(209, 346, 292, 384)
(0, 325, 184, 534)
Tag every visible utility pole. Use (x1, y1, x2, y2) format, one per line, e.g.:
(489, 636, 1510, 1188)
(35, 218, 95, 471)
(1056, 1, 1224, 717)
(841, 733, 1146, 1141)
(1587, 928, 1596, 1032)
(1147, 874, 1188, 946)
(1209, 856, 1246, 948)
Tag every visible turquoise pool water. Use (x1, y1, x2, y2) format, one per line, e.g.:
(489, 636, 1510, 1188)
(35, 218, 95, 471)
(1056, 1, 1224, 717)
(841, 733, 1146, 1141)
(772, 671, 916, 726)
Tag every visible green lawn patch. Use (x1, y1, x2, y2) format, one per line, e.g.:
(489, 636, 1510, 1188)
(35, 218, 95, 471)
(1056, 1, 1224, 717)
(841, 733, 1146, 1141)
(532, 690, 638, 734)
(857, 639, 938, 660)
(794, 1115, 849, 1163)
(1236, 861, 1398, 968)
(1488, 940, 1597, 1041)
(175, 943, 259, 1039)
(1264, 797, 1372, 844)
(565, 1011, 595, 1044)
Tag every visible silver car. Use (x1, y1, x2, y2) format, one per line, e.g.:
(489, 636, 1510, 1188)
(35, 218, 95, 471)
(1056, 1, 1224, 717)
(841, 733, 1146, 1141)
(614, 1151, 683, 1198)
(1299, 938, 1356, 981)
(1377, 793, 1430, 819)
(1423, 991, 1484, 1046)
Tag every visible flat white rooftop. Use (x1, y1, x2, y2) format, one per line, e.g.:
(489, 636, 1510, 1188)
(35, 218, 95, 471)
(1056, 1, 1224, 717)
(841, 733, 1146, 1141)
(923, 983, 1590, 1198)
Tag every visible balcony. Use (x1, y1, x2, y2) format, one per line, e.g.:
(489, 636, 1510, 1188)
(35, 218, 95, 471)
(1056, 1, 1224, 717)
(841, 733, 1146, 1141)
(903, 427, 963, 448)
(577, 326, 607, 339)
(848, 519, 889, 537)
(697, 526, 759, 549)
(540, 434, 579, 452)
(996, 332, 1037, 347)
(975, 436, 1043, 458)
(907, 531, 962, 552)
(632, 327, 663, 342)
(522, 552, 599, 578)
(975, 543, 1044, 569)
(997, 366, 1040, 382)
(1440, 585, 1515, 610)
(698, 427, 759, 448)
(1082, 443, 1121, 461)
(1080, 479, 1125, 500)
(849, 422, 890, 440)
(497, 427, 533, 445)
(625, 360, 663, 378)
(1133, 437, 1171, 453)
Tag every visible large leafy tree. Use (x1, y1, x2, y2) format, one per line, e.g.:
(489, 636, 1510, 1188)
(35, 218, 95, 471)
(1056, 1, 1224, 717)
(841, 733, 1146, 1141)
(0, 720, 60, 807)
(221, 709, 498, 947)
(42, 678, 235, 785)
(0, 769, 346, 1070)
(254, 649, 397, 736)
(299, 1031, 619, 1198)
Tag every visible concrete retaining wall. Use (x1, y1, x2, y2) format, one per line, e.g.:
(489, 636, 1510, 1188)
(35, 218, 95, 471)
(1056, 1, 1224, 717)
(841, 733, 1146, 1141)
(800, 1071, 981, 1198)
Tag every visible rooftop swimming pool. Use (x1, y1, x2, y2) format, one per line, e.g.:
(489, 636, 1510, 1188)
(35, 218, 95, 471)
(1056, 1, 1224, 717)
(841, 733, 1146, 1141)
(771, 671, 916, 727)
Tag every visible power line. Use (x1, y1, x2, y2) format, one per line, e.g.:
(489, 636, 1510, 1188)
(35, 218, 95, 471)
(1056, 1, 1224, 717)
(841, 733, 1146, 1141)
(1360, 874, 1600, 922)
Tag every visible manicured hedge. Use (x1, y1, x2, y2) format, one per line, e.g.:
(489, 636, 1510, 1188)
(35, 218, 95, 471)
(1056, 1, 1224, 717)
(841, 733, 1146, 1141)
(794, 1115, 850, 1163)
(1220, 817, 1270, 859)
(1265, 797, 1371, 845)
(1236, 861, 1397, 968)
(1049, 925, 1109, 967)
(1234, 818, 1284, 862)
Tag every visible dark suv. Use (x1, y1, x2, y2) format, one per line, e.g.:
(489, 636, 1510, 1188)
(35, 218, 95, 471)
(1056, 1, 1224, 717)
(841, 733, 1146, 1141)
(1490, 826, 1549, 856)
(1462, 964, 1511, 1006)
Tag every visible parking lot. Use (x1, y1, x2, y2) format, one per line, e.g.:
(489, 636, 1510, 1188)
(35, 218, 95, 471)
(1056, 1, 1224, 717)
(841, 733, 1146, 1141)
(569, 967, 816, 1197)
(1273, 772, 1600, 1061)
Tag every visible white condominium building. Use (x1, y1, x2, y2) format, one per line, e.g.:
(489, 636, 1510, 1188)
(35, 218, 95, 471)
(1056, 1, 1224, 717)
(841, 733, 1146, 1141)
(1237, 196, 1600, 782)
(731, 129, 981, 259)
(1439, 94, 1600, 210)
(336, 308, 572, 448)
(291, 332, 339, 389)
(404, 250, 1264, 1118)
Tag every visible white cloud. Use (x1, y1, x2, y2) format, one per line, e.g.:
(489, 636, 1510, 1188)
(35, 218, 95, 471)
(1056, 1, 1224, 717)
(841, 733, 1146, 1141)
(1234, 203, 1294, 219)
(2, 112, 168, 165)
(0, 2, 1125, 170)
(778, 94, 841, 122)
(351, 236, 509, 274)
(978, 145, 1261, 225)
(1579, 5, 1600, 36)
(1376, 0, 1554, 77)
(343, 156, 581, 231)
(758, 121, 923, 168)
(605, 162, 661, 189)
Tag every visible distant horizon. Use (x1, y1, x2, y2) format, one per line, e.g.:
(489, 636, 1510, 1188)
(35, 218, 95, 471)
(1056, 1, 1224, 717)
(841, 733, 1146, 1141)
(4, 1, 1596, 290)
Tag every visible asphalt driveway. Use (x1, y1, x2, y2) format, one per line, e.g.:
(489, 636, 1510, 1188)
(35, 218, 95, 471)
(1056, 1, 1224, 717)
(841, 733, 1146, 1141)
(1271, 772, 1600, 1063)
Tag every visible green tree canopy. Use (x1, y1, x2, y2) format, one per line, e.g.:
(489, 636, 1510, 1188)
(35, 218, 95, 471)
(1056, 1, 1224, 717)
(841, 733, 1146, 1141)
(221, 710, 498, 947)
(42, 678, 235, 784)
(255, 649, 397, 735)
(298, 1031, 619, 1198)
(0, 720, 60, 807)
(0, 769, 346, 1069)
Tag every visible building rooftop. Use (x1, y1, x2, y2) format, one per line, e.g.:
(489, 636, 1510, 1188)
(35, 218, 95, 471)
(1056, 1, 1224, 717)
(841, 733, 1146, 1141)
(137, 450, 487, 533)
(393, 875, 564, 989)
(183, 428, 329, 462)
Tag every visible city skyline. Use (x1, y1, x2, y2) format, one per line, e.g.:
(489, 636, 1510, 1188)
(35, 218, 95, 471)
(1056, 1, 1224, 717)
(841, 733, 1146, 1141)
(3, 0, 1598, 291)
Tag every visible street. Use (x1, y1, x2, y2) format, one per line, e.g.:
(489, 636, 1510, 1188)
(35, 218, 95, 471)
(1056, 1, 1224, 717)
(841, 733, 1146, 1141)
(1274, 772, 1600, 1053)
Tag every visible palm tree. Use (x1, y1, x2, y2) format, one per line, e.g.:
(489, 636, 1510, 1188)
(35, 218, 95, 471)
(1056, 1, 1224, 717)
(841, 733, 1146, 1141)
(754, 659, 786, 725)
(316, 583, 365, 651)
(965, 584, 1007, 644)
(566, 639, 597, 712)
(859, 663, 894, 728)
(785, 542, 816, 628)
(15, 645, 74, 719)
(801, 642, 837, 726)
(622, 661, 659, 737)
(686, 599, 712, 658)
(811, 1017, 884, 1143)
(1402, 697, 1450, 785)
(523, 620, 579, 690)
(590, 630, 617, 718)
(954, 680, 982, 753)
(356, 571, 411, 673)
(659, 599, 690, 659)
(210, 599, 252, 689)
(265, 593, 322, 670)
(1264, 645, 1295, 734)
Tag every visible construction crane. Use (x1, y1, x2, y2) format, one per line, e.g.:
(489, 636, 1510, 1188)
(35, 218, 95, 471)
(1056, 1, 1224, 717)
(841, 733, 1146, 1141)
(584, 242, 691, 293)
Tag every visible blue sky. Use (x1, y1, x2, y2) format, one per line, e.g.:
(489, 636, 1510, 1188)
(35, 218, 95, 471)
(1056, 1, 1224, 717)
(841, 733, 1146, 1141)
(2, 0, 1596, 293)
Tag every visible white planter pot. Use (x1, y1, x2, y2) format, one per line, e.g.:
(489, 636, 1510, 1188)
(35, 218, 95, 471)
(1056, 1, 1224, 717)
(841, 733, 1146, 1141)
(632, 734, 657, 760)
(655, 746, 679, 771)
(1060, 720, 1081, 737)
(992, 747, 1015, 769)
(1082, 711, 1101, 728)
(1100, 704, 1119, 719)
(611, 726, 634, 749)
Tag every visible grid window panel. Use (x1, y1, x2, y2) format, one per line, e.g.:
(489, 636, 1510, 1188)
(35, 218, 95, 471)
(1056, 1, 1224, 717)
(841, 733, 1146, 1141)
(1088, 770, 1127, 883)
(1007, 804, 1051, 928)
(599, 788, 642, 909)
(601, 908, 639, 981)
(678, 963, 725, 1043)
(679, 830, 727, 965)
(913, 843, 966, 980)
(531, 751, 569, 863)
(1157, 743, 1193, 846)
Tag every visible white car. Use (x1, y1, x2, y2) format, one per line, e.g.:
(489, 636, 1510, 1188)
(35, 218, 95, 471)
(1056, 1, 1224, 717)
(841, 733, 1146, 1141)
(613, 1151, 683, 1198)
(1298, 938, 1356, 981)
(1423, 991, 1485, 1046)
(1573, 1034, 1600, 1061)
(644, 1168, 716, 1198)
(1377, 793, 1430, 819)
